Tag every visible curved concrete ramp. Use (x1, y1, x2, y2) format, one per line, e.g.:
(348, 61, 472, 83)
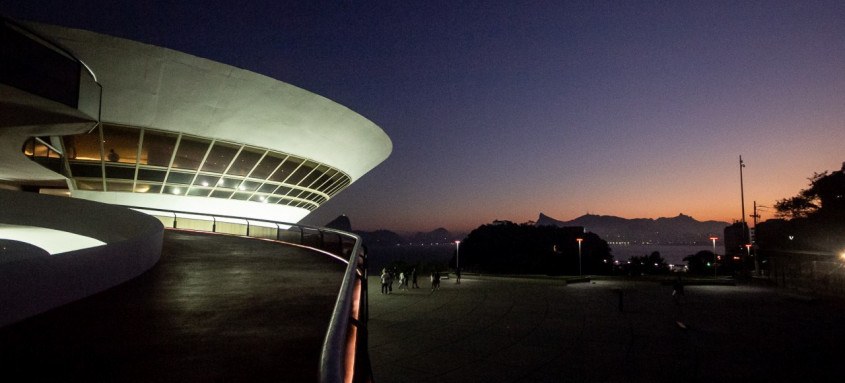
(0, 190, 163, 326)
(0, 230, 347, 382)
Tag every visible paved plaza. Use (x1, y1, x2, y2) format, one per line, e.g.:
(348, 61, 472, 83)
(368, 274, 845, 382)
(0, 230, 346, 382)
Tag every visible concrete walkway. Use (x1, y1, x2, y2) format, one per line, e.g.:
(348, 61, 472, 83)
(368, 275, 845, 382)
(0, 230, 346, 382)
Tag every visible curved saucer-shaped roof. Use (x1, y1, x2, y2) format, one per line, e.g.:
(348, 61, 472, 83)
(29, 23, 392, 182)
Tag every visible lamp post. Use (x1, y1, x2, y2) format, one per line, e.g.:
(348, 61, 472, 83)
(710, 236, 718, 278)
(576, 238, 583, 276)
(454, 240, 461, 284)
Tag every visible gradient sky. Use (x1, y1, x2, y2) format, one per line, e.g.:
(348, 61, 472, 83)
(3, 1, 844, 233)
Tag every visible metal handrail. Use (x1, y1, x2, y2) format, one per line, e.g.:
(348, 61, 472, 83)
(120, 205, 372, 382)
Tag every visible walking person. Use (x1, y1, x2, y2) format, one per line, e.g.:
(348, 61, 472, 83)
(399, 271, 407, 290)
(380, 269, 389, 294)
(672, 276, 685, 304)
(411, 268, 419, 289)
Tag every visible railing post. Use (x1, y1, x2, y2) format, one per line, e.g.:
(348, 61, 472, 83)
(212, 216, 216, 233)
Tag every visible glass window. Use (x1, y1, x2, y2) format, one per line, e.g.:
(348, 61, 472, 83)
(101, 124, 139, 164)
(75, 180, 103, 191)
(300, 165, 327, 188)
(30, 140, 50, 157)
(286, 161, 317, 186)
(249, 194, 268, 203)
(193, 174, 220, 188)
(311, 170, 336, 192)
(166, 171, 194, 185)
(187, 187, 211, 197)
(269, 157, 303, 183)
(139, 131, 178, 167)
(227, 148, 263, 177)
(274, 186, 294, 196)
(236, 180, 262, 192)
(172, 137, 211, 170)
(165, 185, 186, 195)
(250, 153, 284, 180)
(132, 183, 157, 193)
(265, 196, 281, 204)
(64, 132, 101, 161)
(217, 177, 242, 190)
(231, 192, 251, 201)
(105, 165, 135, 180)
(210, 189, 233, 199)
(137, 168, 167, 182)
(201, 141, 239, 173)
(22, 138, 35, 156)
(258, 183, 278, 193)
(106, 181, 135, 192)
(69, 163, 101, 178)
(278, 197, 295, 206)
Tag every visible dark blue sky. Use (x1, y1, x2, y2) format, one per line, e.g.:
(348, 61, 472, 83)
(3, 1, 844, 232)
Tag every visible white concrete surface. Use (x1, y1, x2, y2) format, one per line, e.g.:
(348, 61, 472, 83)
(27, 22, 392, 182)
(0, 223, 105, 255)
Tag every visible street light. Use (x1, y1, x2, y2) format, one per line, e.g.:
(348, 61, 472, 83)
(576, 238, 583, 276)
(454, 240, 461, 284)
(710, 236, 718, 278)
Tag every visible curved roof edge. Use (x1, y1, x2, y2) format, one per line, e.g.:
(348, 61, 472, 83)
(28, 23, 392, 181)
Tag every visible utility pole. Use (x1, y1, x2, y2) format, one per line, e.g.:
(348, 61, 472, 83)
(739, 156, 747, 241)
(750, 201, 761, 276)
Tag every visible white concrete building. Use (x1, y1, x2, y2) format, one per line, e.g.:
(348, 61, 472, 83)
(1, 20, 391, 224)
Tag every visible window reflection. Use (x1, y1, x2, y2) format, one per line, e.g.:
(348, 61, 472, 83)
(193, 174, 220, 187)
(270, 157, 302, 182)
(251, 153, 283, 179)
(75, 180, 103, 190)
(24, 124, 350, 211)
(140, 131, 177, 166)
(64, 132, 100, 161)
(202, 141, 239, 173)
(105, 165, 135, 180)
(166, 171, 194, 185)
(227, 148, 263, 176)
(102, 124, 139, 164)
(172, 137, 211, 170)
(286, 161, 315, 185)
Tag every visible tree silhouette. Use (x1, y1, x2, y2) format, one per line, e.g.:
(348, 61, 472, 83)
(768, 162, 845, 252)
(458, 221, 612, 275)
(683, 250, 715, 275)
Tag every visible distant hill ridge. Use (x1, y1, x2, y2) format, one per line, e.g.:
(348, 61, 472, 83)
(537, 213, 729, 245)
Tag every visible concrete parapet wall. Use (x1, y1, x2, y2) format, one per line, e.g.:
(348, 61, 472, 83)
(0, 190, 163, 326)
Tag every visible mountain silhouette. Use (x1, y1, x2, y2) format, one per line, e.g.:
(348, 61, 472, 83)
(537, 213, 728, 245)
